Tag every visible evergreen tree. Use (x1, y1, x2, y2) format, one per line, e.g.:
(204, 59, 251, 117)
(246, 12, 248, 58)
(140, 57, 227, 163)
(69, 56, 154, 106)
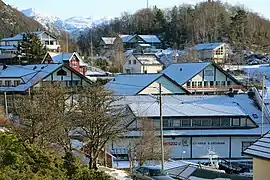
(18, 32, 47, 64)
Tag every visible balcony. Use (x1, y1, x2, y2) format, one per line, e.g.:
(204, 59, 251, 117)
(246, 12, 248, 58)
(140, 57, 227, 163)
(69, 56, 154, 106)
(186, 85, 243, 92)
(46, 44, 60, 51)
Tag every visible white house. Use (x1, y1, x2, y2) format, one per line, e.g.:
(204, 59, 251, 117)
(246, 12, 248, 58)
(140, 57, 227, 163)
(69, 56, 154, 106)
(108, 94, 268, 162)
(0, 64, 92, 112)
(162, 62, 244, 94)
(0, 31, 60, 53)
(123, 53, 163, 74)
(188, 43, 230, 63)
(105, 73, 189, 95)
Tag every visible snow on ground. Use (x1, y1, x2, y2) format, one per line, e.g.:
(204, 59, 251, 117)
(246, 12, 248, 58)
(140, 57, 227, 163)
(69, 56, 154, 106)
(99, 166, 131, 180)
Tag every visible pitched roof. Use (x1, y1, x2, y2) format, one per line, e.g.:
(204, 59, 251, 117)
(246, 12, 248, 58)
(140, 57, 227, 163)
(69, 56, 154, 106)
(119, 35, 135, 43)
(194, 42, 224, 51)
(138, 35, 161, 43)
(105, 74, 162, 95)
(133, 53, 162, 65)
(162, 62, 211, 85)
(0, 64, 62, 92)
(1, 31, 47, 41)
(124, 95, 248, 117)
(101, 37, 116, 45)
(243, 132, 270, 159)
(44, 52, 87, 66)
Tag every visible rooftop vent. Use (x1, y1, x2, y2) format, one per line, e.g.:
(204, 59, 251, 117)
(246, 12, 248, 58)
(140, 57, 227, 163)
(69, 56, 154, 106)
(33, 66, 37, 70)
(179, 68, 182, 71)
(41, 66, 45, 69)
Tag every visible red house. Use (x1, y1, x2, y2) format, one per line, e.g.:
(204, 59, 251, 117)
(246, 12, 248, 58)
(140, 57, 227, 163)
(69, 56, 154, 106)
(42, 52, 87, 75)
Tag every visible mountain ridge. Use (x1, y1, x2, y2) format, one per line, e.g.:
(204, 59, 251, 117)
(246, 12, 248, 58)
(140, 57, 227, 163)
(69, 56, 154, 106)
(0, 1, 44, 39)
(20, 8, 110, 36)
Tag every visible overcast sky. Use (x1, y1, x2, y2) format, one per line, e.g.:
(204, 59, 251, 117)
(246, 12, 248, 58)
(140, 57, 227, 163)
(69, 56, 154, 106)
(3, 0, 270, 20)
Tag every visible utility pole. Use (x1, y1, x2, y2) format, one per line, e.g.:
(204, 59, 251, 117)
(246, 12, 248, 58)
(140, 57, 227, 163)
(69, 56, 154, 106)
(261, 75, 265, 137)
(159, 83, 164, 171)
(4, 92, 8, 115)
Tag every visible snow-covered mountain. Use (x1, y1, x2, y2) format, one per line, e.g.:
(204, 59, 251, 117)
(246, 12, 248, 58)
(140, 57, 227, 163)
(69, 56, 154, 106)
(20, 8, 110, 37)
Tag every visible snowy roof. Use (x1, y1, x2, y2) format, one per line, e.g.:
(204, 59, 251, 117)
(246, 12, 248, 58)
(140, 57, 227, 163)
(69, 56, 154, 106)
(0, 46, 17, 50)
(120, 94, 266, 136)
(162, 62, 211, 85)
(101, 37, 116, 45)
(133, 54, 161, 65)
(0, 64, 62, 92)
(46, 52, 87, 66)
(119, 34, 135, 43)
(138, 35, 161, 43)
(1, 31, 46, 41)
(119, 34, 161, 43)
(105, 74, 161, 95)
(85, 66, 111, 76)
(124, 95, 248, 117)
(194, 42, 224, 51)
(244, 131, 270, 159)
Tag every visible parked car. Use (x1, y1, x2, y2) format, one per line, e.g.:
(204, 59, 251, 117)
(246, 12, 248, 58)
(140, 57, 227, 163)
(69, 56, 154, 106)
(132, 166, 174, 180)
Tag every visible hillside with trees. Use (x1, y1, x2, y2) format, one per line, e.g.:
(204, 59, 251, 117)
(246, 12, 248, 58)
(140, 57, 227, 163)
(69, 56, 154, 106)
(0, 0, 44, 39)
(77, 0, 270, 56)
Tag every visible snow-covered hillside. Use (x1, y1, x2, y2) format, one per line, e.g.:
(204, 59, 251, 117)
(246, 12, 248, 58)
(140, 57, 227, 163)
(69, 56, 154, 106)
(20, 8, 110, 37)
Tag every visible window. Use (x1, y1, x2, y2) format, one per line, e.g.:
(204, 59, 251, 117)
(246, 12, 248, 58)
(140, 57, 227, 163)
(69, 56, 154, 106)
(205, 70, 214, 76)
(210, 81, 214, 87)
(57, 69, 67, 76)
(0, 81, 2, 86)
(241, 118, 247, 127)
(5, 80, 11, 87)
(129, 60, 131, 64)
(133, 60, 136, 64)
(45, 41, 49, 45)
(182, 119, 191, 127)
(192, 119, 201, 127)
(72, 61, 77, 66)
(221, 117, 230, 127)
(50, 41, 54, 45)
(198, 82, 202, 88)
(126, 69, 131, 74)
(14, 80, 20, 86)
(212, 118, 220, 126)
(215, 46, 224, 55)
(227, 81, 231, 86)
(221, 81, 226, 87)
(202, 119, 212, 126)
(144, 70, 147, 74)
(163, 119, 171, 127)
(204, 81, 208, 87)
(242, 141, 254, 152)
(216, 81, 221, 87)
(173, 120, 181, 127)
(232, 118, 240, 126)
(192, 82, 197, 88)
(187, 82, 191, 87)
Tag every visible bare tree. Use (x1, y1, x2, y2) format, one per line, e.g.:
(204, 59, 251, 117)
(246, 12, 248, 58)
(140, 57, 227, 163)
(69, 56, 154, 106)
(128, 118, 170, 173)
(10, 84, 74, 150)
(74, 86, 129, 169)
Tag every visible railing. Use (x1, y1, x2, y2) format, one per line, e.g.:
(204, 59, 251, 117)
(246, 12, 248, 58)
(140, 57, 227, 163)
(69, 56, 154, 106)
(46, 44, 60, 50)
(186, 85, 243, 91)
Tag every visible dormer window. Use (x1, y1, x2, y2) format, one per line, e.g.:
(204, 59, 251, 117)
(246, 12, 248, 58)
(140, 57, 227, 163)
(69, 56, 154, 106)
(57, 69, 67, 76)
